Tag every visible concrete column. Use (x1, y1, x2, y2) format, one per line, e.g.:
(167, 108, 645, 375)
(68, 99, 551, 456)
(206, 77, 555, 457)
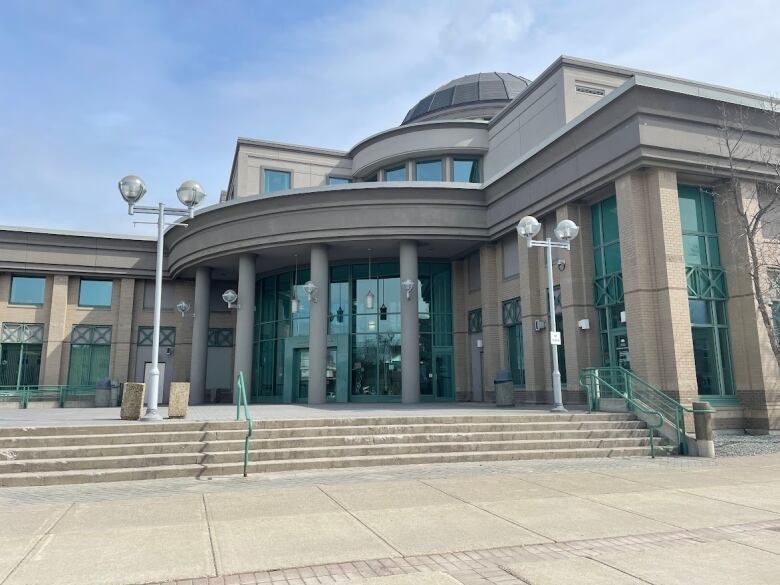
(42, 275, 69, 385)
(479, 244, 501, 401)
(400, 240, 420, 403)
(518, 236, 549, 403)
(451, 259, 469, 400)
(716, 179, 780, 431)
(110, 278, 136, 382)
(190, 267, 211, 405)
(616, 168, 697, 408)
(556, 203, 600, 402)
(308, 244, 329, 404)
(233, 254, 256, 403)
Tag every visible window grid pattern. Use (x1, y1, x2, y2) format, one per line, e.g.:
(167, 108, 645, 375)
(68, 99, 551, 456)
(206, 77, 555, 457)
(137, 326, 175, 347)
(72, 325, 112, 345)
(1, 323, 44, 344)
(592, 196, 624, 308)
(468, 309, 482, 334)
(208, 328, 234, 347)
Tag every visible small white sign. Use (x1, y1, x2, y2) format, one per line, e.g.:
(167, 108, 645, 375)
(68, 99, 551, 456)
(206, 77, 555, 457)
(550, 331, 562, 345)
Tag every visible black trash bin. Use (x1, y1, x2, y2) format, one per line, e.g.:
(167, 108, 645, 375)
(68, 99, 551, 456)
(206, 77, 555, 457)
(494, 369, 515, 407)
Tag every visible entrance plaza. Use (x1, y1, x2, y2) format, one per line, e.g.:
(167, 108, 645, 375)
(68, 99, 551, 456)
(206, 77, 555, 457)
(0, 449, 779, 585)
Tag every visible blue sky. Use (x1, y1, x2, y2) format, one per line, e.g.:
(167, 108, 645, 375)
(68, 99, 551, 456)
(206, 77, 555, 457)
(1, 0, 778, 234)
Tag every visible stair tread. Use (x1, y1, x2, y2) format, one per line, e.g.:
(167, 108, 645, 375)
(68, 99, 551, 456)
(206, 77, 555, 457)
(0, 446, 673, 481)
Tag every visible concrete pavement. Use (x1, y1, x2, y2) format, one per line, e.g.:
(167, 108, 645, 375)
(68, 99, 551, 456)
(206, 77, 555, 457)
(0, 453, 779, 585)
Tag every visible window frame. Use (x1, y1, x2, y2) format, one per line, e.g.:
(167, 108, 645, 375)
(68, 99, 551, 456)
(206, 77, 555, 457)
(9, 275, 46, 306)
(451, 157, 481, 183)
(262, 168, 292, 194)
(78, 279, 113, 308)
(414, 159, 444, 182)
(383, 164, 407, 182)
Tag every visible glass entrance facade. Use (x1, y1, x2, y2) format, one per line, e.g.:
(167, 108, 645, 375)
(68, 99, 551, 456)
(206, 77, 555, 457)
(252, 261, 453, 403)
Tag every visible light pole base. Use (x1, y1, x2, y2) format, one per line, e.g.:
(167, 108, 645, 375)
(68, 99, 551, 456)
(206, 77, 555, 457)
(142, 409, 163, 422)
(550, 405, 568, 413)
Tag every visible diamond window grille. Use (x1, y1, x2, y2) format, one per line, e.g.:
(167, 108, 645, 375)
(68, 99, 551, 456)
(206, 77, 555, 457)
(208, 328, 234, 347)
(137, 326, 176, 347)
(1, 323, 44, 344)
(72, 325, 112, 345)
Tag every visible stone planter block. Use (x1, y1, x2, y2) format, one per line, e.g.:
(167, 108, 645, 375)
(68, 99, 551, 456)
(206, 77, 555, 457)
(168, 382, 191, 418)
(120, 383, 145, 420)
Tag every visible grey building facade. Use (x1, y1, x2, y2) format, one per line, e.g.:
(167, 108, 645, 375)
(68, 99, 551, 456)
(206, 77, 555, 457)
(2, 57, 779, 431)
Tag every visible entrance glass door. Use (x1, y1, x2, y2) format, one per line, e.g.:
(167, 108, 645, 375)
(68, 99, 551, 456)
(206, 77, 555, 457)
(294, 347, 337, 402)
(421, 348, 453, 400)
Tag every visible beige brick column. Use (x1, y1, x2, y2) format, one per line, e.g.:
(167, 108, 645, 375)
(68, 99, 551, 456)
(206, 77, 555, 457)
(616, 168, 697, 407)
(556, 203, 601, 402)
(716, 180, 780, 431)
(451, 259, 469, 400)
(479, 244, 501, 401)
(111, 278, 136, 382)
(518, 235, 550, 403)
(42, 275, 68, 385)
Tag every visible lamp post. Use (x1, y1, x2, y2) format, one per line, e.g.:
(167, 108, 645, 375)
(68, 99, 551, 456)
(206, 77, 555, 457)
(118, 175, 206, 420)
(516, 215, 580, 412)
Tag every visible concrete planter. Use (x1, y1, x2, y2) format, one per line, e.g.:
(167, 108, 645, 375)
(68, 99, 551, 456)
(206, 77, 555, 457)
(167, 382, 190, 418)
(120, 383, 146, 420)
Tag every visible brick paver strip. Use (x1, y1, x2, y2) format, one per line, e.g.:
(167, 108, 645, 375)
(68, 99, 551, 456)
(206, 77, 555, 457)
(152, 519, 780, 585)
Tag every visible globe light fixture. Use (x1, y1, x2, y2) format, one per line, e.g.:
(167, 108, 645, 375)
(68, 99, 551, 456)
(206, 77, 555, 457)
(176, 300, 191, 317)
(176, 180, 207, 217)
(303, 281, 318, 302)
(516, 215, 542, 242)
(554, 219, 580, 242)
(118, 175, 147, 211)
(222, 289, 239, 309)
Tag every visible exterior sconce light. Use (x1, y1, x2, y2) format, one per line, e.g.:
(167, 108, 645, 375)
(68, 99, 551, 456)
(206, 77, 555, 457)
(291, 297, 300, 314)
(555, 258, 566, 271)
(365, 290, 375, 310)
(303, 281, 318, 302)
(577, 319, 590, 330)
(401, 279, 416, 300)
(534, 319, 547, 332)
(176, 301, 191, 317)
(222, 289, 239, 309)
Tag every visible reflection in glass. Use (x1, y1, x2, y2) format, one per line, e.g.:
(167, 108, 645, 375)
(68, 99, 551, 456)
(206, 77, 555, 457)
(452, 158, 480, 183)
(415, 160, 443, 181)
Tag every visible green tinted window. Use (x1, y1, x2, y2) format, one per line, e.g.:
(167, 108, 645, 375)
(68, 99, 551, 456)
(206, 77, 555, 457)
(10, 276, 45, 305)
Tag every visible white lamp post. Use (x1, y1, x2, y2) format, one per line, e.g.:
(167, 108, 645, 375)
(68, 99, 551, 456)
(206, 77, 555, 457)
(118, 175, 206, 420)
(516, 215, 579, 412)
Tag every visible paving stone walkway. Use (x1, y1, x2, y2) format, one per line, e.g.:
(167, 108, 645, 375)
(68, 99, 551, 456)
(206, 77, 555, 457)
(1, 453, 779, 585)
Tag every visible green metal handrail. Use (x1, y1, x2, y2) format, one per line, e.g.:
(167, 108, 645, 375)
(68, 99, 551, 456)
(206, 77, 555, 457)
(579, 369, 664, 458)
(235, 371, 253, 477)
(580, 366, 715, 455)
(0, 385, 95, 408)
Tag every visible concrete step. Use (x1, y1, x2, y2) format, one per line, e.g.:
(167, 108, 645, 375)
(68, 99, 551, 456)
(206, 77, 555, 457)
(0, 420, 649, 448)
(0, 445, 675, 487)
(1, 429, 655, 460)
(0, 412, 636, 438)
(0, 436, 667, 473)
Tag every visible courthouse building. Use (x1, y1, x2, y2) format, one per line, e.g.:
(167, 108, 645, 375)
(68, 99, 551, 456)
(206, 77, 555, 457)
(1, 57, 778, 431)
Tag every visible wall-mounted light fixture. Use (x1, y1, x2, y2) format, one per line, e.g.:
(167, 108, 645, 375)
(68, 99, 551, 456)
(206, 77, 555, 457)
(222, 289, 239, 309)
(401, 279, 416, 300)
(577, 318, 590, 330)
(176, 301, 191, 318)
(303, 281, 318, 303)
(534, 319, 547, 332)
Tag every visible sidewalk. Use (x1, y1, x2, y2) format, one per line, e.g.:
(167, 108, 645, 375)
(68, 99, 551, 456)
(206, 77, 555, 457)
(1, 453, 779, 585)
